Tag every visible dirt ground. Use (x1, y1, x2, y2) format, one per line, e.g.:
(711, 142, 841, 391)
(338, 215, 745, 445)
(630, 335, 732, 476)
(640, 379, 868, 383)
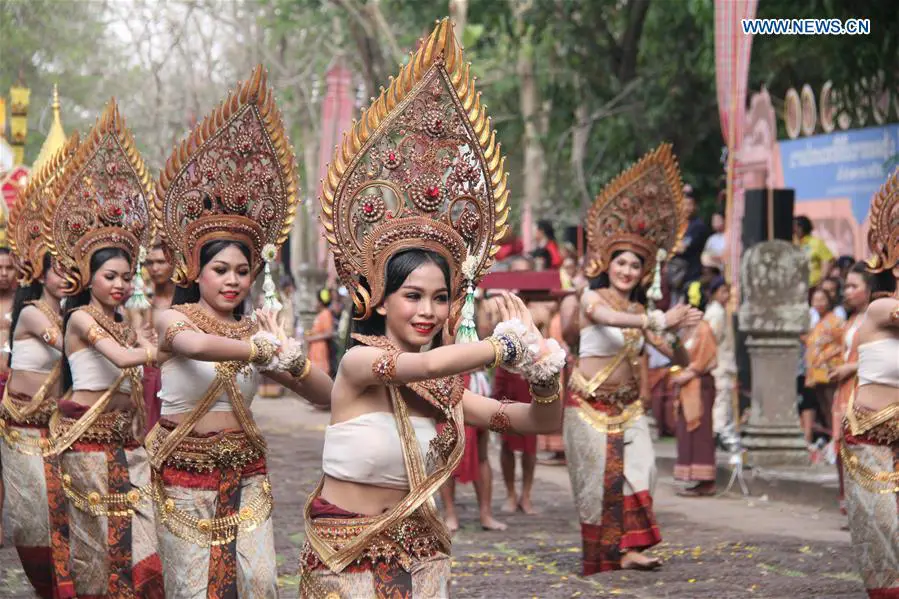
(1, 398, 865, 598)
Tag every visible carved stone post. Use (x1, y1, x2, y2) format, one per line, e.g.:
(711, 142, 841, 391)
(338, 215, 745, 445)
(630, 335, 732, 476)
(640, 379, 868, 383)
(738, 240, 810, 466)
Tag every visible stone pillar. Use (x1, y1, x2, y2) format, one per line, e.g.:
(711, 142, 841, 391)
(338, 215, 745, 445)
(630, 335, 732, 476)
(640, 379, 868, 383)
(738, 240, 810, 467)
(741, 336, 807, 465)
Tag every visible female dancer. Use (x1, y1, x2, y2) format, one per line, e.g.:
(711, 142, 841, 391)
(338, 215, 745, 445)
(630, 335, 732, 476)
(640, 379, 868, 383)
(147, 65, 333, 598)
(828, 262, 872, 515)
(44, 100, 164, 597)
(842, 168, 899, 597)
(0, 135, 78, 597)
(567, 144, 701, 574)
(299, 19, 565, 597)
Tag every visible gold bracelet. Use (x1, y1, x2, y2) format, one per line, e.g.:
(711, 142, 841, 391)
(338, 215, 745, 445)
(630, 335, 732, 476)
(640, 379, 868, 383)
(291, 357, 312, 382)
(485, 337, 503, 369)
(145, 346, 156, 366)
(530, 380, 561, 405)
(250, 337, 277, 366)
(86, 324, 110, 346)
(247, 341, 258, 364)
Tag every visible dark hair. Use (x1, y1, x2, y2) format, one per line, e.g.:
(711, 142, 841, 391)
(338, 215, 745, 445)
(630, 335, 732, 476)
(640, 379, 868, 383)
(845, 262, 874, 314)
(837, 255, 855, 271)
(352, 249, 451, 343)
(171, 240, 252, 318)
(536, 219, 555, 242)
(809, 286, 835, 312)
(61, 247, 132, 392)
(7, 254, 54, 364)
(794, 215, 813, 236)
(871, 265, 898, 298)
(588, 250, 648, 305)
(708, 276, 728, 296)
(821, 276, 843, 305)
(530, 247, 551, 269)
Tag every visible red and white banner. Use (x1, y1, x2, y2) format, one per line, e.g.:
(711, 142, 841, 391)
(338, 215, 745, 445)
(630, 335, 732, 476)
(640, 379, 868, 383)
(715, 0, 758, 284)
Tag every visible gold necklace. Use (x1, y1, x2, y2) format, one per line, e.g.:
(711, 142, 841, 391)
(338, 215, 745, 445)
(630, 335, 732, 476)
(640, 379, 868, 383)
(81, 304, 136, 347)
(173, 304, 258, 340)
(27, 300, 63, 330)
(598, 288, 638, 313)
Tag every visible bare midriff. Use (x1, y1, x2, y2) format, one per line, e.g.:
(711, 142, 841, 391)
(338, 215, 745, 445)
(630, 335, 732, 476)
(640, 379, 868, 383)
(7, 369, 61, 399)
(70, 389, 133, 412)
(164, 410, 243, 435)
(577, 355, 638, 388)
(320, 476, 409, 516)
(855, 384, 899, 413)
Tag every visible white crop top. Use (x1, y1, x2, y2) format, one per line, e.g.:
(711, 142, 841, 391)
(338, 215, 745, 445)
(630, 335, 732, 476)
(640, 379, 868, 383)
(68, 348, 135, 393)
(580, 324, 644, 358)
(857, 339, 899, 388)
(10, 338, 61, 374)
(322, 412, 437, 490)
(158, 355, 259, 416)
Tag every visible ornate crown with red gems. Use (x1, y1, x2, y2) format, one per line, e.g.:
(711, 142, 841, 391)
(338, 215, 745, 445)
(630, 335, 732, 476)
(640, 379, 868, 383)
(154, 65, 298, 286)
(9, 132, 80, 285)
(320, 18, 510, 325)
(45, 100, 154, 294)
(866, 167, 899, 273)
(585, 143, 687, 284)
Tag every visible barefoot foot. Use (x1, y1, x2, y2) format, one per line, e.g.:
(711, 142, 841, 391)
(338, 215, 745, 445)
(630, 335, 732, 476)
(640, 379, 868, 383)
(518, 498, 540, 515)
(445, 514, 459, 533)
(621, 551, 662, 571)
(480, 515, 507, 531)
(501, 497, 518, 513)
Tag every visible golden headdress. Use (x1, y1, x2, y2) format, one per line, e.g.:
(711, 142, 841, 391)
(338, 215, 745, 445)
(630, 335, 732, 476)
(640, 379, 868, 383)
(320, 18, 509, 328)
(45, 100, 153, 294)
(585, 143, 687, 284)
(865, 167, 899, 273)
(154, 65, 298, 286)
(9, 132, 80, 284)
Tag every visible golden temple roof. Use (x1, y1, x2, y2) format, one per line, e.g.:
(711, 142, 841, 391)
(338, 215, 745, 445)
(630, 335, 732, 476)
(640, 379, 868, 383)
(32, 84, 66, 172)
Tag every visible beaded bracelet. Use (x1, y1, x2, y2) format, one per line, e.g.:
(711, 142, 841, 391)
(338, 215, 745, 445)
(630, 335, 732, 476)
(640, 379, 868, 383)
(289, 356, 312, 381)
(250, 337, 278, 366)
(488, 400, 513, 433)
(485, 333, 524, 369)
(530, 379, 561, 405)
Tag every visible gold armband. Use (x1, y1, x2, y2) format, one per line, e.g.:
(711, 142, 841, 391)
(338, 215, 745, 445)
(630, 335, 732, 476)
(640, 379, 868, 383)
(488, 400, 513, 433)
(164, 321, 195, 349)
(145, 346, 157, 367)
(41, 327, 61, 346)
(372, 349, 400, 385)
(891, 305, 898, 324)
(86, 324, 110, 346)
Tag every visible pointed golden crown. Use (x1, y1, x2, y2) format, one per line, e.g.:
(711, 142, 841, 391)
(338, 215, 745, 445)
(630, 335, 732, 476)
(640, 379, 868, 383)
(45, 99, 154, 294)
(865, 167, 899, 274)
(154, 65, 299, 285)
(9, 132, 80, 284)
(320, 18, 510, 322)
(586, 143, 687, 282)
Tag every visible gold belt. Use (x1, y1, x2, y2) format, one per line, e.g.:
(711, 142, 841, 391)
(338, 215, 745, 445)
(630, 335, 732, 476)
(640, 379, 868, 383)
(153, 476, 273, 547)
(61, 472, 151, 517)
(0, 396, 56, 426)
(300, 512, 442, 571)
(839, 444, 899, 494)
(0, 417, 54, 455)
(52, 410, 134, 445)
(149, 425, 264, 473)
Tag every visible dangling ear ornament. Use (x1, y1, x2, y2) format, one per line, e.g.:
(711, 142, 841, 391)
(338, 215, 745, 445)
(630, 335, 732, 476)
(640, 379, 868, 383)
(261, 244, 283, 313)
(126, 246, 152, 311)
(455, 255, 480, 345)
(647, 248, 667, 310)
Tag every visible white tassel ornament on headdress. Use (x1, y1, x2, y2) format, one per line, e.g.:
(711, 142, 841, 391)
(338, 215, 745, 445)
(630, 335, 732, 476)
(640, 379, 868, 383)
(455, 255, 479, 344)
(126, 246, 152, 311)
(261, 244, 283, 312)
(647, 248, 667, 310)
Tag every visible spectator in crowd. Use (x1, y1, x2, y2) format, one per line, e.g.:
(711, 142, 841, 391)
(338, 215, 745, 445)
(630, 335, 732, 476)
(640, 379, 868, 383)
(820, 277, 848, 320)
(533, 219, 562, 268)
(803, 286, 845, 461)
(676, 189, 711, 285)
(704, 277, 738, 450)
(306, 288, 335, 376)
(793, 215, 833, 287)
(701, 211, 727, 269)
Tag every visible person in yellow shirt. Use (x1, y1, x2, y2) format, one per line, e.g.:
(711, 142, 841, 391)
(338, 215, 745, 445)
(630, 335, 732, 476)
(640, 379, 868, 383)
(793, 215, 833, 287)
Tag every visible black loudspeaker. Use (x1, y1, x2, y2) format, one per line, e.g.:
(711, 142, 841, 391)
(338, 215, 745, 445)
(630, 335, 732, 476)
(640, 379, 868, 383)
(741, 188, 795, 249)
